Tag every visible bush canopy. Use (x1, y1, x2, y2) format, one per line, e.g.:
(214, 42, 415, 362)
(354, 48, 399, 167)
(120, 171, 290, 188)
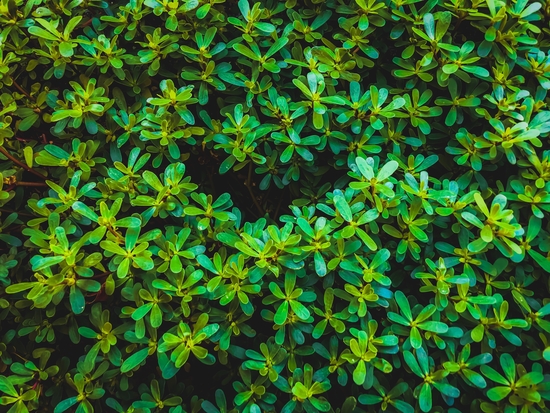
(1, 0, 550, 412)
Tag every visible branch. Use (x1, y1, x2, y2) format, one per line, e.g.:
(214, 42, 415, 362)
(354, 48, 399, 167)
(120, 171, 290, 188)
(16, 182, 48, 187)
(91, 271, 113, 280)
(108, 226, 124, 243)
(10, 77, 34, 101)
(79, 19, 94, 28)
(11, 350, 29, 362)
(0, 208, 35, 217)
(0, 146, 47, 180)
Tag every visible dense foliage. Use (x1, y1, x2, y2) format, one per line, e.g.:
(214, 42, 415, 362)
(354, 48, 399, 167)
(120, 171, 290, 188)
(1, 0, 550, 412)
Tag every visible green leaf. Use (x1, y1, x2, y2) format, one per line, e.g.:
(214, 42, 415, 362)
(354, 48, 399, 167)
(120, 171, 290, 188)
(333, 190, 352, 222)
(314, 251, 326, 277)
(500, 353, 515, 383)
(265, 37, 288, 58)
(471, 324, 485, 342)
(377, 161, 399, 181)
(321, 95, 348, 105)
(0, 377, 18, 397)
(394, 291, 412, 320)
(461, 212, 484, 229)
(64, 16, 83, 37)
(419, 383, 432, 413)
(196, 3, 211, 18)
(529, 250, 550, 272)
(72, 201, 99, 222)
(70, 286, 85, 314)
(28, 26, 59, 41)
(486, 386, 511, 402)
(435, 11, 452, 40)
(463, 369, 487, 388)
(274, 301, 289, 325)
(121, 348, 150, 373)
(480, 224, 493, 242)
(292, 382, 309, 399)
(393, 399, 414, 413)
(353, 360, 366, 385)
(23, 147, 33, 168)
(54, 397, 79, 413)
(480, 365, 508, 385)
(289, 300, 310, 320)
(515, 372, 543, 387)
(32, 256, 65, 271)
(403, 351, 422, 377)
(423, 13, 435, 40)
(409, 326, 422, 349)
(59, 41, 75, 57)
(101, 241, 126, 256)
(418, 321, 448, 334)
(233, 43, 259, 61)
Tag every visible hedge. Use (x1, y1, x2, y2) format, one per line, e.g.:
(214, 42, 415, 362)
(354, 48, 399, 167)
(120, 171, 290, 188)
(1, 0, 550, 412)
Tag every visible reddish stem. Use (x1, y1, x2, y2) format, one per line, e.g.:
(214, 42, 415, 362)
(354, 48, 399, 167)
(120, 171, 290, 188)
(16, 181, 48, 187)
(91, 271, 113, 280)
(0, 146, 47, 180)
(10, 77, 34, 101)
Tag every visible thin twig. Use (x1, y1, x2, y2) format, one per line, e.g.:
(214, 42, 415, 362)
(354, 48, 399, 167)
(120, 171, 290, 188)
(2, 225, 25, 233)
(79, 19, 94, 28)
(16, 137, 37, 143)
(245, 162, 264, 216)
(16, 182, 48, 187)
(0, 208, 35, 217)
(11, 350, 29, 362)
(10, 77, 34, 101)
(91, 271, 112, 280)
(0, 146, 47, 180)
(108, 226, 124, 242)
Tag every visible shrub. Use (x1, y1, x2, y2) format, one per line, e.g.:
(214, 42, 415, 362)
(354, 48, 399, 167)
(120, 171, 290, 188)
(1, 0, 550, 412)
